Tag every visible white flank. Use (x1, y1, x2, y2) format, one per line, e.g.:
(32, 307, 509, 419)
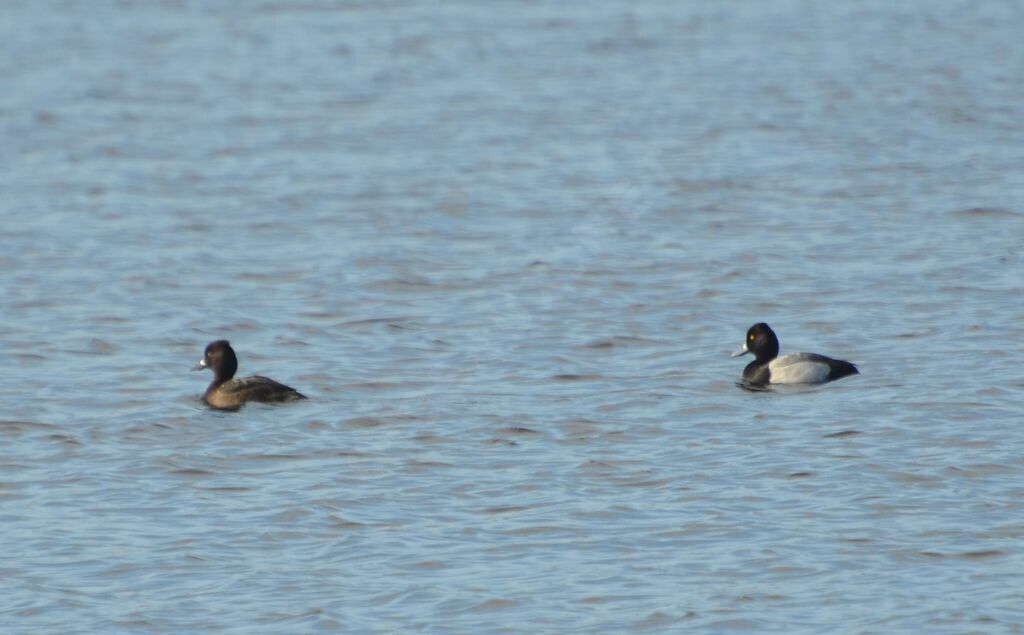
(767, 354, 832, 384)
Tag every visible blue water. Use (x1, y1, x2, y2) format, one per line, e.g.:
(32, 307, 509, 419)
(3, 1, 1024, 632)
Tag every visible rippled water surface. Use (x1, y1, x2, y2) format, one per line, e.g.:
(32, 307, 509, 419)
(4, 1, 1024, 632)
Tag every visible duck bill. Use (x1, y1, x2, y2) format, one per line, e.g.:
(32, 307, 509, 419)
(192, 359, 207, 371)
(731, 345, 750, 358)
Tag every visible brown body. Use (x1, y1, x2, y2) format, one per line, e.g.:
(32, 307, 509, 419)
(203, 375, 307, 410)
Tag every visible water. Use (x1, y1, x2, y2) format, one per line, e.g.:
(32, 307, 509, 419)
(3, 1, 1024, 632)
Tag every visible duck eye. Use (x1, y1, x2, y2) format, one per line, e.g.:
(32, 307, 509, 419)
(749, 334, 755, 341)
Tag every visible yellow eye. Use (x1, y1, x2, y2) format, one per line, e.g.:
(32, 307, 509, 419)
(749, 334, 755, 341)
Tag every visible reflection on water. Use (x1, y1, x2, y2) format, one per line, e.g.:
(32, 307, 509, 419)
(3, 0, 1024, 632)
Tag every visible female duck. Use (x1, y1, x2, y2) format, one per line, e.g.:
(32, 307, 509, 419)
(732, 323, 858, 387)
(194, 340, 306, 409)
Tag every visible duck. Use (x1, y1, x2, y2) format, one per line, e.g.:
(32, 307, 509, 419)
(732, 323, 858, 387)
(193, 340, 306, 409)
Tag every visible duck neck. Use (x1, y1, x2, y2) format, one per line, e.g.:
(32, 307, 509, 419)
(758, 335, 780, 362)
(206, 358, 236, 392)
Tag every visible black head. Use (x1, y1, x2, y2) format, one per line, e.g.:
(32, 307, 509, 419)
(193, 339, 238, 382)
(733, 322, 780, 363)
